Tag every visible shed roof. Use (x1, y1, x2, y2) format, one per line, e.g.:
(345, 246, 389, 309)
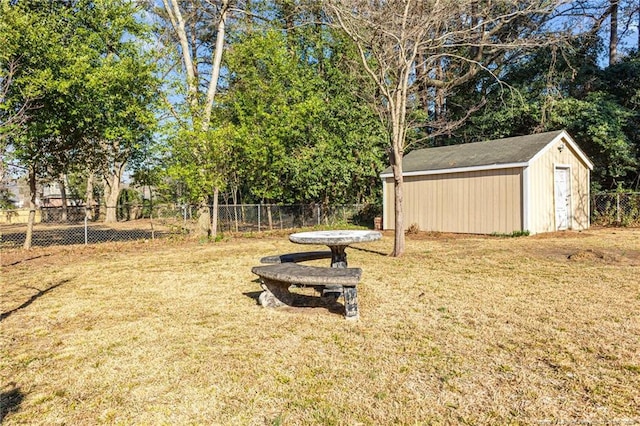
(381, 130, 593, 177)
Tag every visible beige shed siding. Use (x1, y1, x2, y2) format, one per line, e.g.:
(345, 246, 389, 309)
(527, 137, 591, 233)
(384, 168, 523, 233)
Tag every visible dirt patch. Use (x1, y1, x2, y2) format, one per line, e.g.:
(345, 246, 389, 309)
(399, 229, 596, 241)
(568, 249, 619, 262)
(530, 230, 594, 239)
(531, 245, 640, 266)
(400, 230, 492, 240)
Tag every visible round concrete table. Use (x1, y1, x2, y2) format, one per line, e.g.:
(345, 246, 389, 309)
(289, 230, 382, 268)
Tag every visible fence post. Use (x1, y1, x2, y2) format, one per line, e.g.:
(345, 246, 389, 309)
(616, 193, 621, 223)
(258, 204, 261, 232)
(84, 214, 88, 245)
(317, 206, 321, 225)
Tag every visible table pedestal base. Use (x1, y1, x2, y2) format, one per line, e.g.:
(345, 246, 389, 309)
(329, 245, 348, 268)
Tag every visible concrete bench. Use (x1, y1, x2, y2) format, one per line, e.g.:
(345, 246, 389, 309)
(251, 263, 361, 319)
(259, 251, 332, 264)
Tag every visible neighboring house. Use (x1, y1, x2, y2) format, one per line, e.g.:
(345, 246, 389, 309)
(0, 176, 34, 209)
(1, 179, 24, 208)
(0, 175, 61, 208)
(41, 180, 85, 208)
(41, 180, 65, 207)
(380, 130, 594, 235)
(0, 177, 36, 223)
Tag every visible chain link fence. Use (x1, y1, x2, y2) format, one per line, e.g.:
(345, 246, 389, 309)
(0, 203, 377, 248)
(591, 192, 640, 227)
(3, 194, 636, 248)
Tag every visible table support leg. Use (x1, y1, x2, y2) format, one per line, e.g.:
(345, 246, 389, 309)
(258, 278, 294, 308)
(321, 286, 343, 298)
(324, 245, 348, 297)
(329, 245, 347, 268)
(343, 286, 359, 320)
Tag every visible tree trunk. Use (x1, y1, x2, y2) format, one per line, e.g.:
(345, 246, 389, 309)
(389, 61, 411, 258)
(23, 168, 37, 250)
(232, 190, 239, 232)
(163, 0, 199, 111)
(103, 165, 123, 223)
(198, 189, 220, 239)
(197, 203, 211, 237)
(435, 59, 446, 125)
(415, 52, 429, 112)
(202, 1, 229, 128)
(391, 147, 405, 257)
(59, 175, 68, 222)
(267, 204, 273, 230)
(245, 0, 253, 31)
(212, 187, 219, 238)
(85, 172, 95, 221)
(610, 0, 619, 65)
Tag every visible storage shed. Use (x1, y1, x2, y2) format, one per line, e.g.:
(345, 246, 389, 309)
(380, 130, 594, 235)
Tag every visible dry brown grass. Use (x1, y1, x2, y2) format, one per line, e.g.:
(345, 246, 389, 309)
(1, 228, 639, 425)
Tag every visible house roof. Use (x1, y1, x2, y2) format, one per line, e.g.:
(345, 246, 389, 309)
(380, 130, 593, 178)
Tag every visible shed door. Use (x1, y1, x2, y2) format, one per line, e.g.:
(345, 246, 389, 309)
(554, 167, 571, 230)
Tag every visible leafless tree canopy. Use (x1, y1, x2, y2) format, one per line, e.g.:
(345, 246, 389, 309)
(325, 0, 571, 256)
(327, 0, 569, 138)
(149, 0, 234, 128)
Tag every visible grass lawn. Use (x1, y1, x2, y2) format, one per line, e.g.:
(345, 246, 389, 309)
(1, 228, 639, 424)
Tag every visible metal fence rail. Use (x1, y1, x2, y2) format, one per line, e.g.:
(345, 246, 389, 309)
(591, 192, 640, 226)
(0, 204, 373, 248)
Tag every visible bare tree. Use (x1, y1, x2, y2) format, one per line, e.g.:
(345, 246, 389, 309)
(151, 0, 234, 237)
(325, 0, 570, 256)
(158, 0, 230, 127)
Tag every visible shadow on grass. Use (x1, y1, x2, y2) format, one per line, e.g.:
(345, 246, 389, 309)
(243, 290, 263, 303)
(243, 289, 346, 316)
(349, 246, 389, 256)
(3, 254, 52, 267)
(0, 279, 71, 322)
(0, 386, 24, 423)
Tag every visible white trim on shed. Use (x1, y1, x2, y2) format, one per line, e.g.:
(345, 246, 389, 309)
(380, 162, 529, 178)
